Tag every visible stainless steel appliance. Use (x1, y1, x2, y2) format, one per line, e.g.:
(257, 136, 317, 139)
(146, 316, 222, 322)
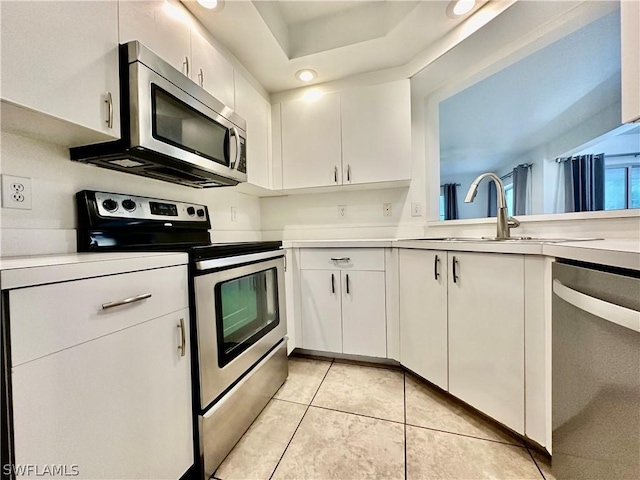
(76, 190, 288, 480)
(70, 41, 247, 188)
(552, 260, 640, 479)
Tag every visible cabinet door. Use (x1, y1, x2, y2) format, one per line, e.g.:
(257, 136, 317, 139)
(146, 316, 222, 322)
(119, 0, 191, 75)
(301, 270, 342, 353)
(281, 93, 342, 189)
(340, 80, 411, 184)
(1, 0, 120, 138)
(621, 0, 640, 123)
(191, 30, 235, 109)
(235, 74, 271, 188)
(342, 271, 387, 357)
(11, 309, 194, 479)
(448, 252, 525, 434)
(399, 249, 448, 389)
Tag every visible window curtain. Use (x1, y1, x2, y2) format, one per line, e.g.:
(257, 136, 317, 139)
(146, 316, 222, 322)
(513, 164, 532, 215)
(443, 183, 459, 220)
(487, 182, 497, 217)
(559, 154, 605, 212)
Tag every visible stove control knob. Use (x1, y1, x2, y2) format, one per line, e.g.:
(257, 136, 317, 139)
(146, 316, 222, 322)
(186, 206, 196, 216)
(197, 208, 205, 217)
(102, 199, 118, 212)
(122, 199, 136, 212)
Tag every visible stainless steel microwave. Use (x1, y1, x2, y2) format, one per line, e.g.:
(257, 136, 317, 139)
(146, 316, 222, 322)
(70, 41, 247, 188)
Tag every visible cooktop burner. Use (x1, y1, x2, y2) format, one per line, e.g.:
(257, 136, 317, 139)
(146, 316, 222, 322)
(76, 190, 282, 258)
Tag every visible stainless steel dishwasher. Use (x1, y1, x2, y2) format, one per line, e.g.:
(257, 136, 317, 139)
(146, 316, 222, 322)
(552, 260, 640, 480)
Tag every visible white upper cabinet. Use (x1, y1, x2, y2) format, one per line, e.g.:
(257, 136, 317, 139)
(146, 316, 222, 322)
(191, 30, 235, 109)
(119, 0, 191, 75)
(281, 93, 343, 189)
(235, 74, 271, 188)
(341, 80, 412, 184)
(621, 0, 640, 123)
(1, 0, 120, 142)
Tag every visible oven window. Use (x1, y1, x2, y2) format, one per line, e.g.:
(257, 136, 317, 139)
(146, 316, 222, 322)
(151, 84, 229, 166)
(215, 268, 279, 367)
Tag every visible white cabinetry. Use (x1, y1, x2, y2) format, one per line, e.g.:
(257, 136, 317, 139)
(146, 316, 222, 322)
(191, 30, 235, 109)
(341, 80, 412, 184)
(447, 252, 525, 434)
(621, 0, 640, 123)
(281, 93, 342, 189)
(279, 80, 412, 191)
(235, 74, 272, 188)
(1, 0, 120, 143)
(399, 249, 448, 390)
(7, 263, 193, 478)
(299, 249, 387, 358)
(119, 0, 191, 75)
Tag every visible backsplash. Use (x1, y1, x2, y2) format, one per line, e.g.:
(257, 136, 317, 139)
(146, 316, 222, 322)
(0, 131, 262, 257)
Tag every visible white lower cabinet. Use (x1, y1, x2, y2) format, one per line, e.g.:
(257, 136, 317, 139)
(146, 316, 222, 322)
(448, 252, 525, 434)
(399, 249, 448, 390)
(12, 308, 193, 479)
(299, 248, 387, 358)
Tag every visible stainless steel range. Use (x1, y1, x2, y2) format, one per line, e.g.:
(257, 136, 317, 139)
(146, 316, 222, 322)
(76, 190, 288, 480)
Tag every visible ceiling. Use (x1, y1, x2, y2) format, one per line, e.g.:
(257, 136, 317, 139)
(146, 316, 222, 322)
(182, 0, 493, 93)
(439, 9, 623, 177)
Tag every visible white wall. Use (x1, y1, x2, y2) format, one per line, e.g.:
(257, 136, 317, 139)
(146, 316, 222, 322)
(0, 131, 262, 257)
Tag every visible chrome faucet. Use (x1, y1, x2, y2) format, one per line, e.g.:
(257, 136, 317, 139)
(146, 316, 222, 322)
(464, 173, 520, 239)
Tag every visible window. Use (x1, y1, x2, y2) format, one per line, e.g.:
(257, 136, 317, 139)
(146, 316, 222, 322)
(605, 164, 640, 210)
(504, 182, 515, 215)
(439, 193, 445, 220)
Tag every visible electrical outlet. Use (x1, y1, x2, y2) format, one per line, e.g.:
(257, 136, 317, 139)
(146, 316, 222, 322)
(2, 175, 32, 210)
(338, 205, 348, 218)
(383, 203, 392, 217)
(231, 206, 238, 222)
(411, 202, 422, 217)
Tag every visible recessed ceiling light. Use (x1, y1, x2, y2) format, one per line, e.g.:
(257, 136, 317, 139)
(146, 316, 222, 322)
(452, 0, 476, 16)
(197, 0, 217, 8)
(296, 69, 317, 82)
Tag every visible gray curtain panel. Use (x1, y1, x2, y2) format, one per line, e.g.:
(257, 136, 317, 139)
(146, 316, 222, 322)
(512, 164, 530, 216)
(561, 154, 604, 212)
(487, 181, 497, 217)
(443, 183, 459, 220)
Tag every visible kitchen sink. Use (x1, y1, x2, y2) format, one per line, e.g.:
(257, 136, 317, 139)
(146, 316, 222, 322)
(413, 237, 599, 244)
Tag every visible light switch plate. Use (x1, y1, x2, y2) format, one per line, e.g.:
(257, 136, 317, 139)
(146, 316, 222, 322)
(2, 175, 32, 210)
(411, 202, 422, 217)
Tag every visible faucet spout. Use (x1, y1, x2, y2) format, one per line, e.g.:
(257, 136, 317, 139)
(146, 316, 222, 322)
(464, 172, 514, 239)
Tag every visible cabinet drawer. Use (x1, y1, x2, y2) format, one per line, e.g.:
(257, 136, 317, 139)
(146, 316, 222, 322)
(10, 265, 188, 366)
(300, 248, 385, 271)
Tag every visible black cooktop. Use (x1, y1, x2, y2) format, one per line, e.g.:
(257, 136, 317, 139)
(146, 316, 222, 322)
(190, 241, 283, 261)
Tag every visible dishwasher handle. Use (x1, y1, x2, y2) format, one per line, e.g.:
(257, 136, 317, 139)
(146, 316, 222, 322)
(553, 279, 640, 333)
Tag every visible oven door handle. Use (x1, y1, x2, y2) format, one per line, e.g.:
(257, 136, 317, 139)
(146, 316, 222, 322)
(196, 249, 284, 271)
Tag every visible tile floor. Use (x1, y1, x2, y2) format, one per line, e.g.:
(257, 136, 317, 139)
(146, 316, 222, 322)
(214, 357, 554, 480)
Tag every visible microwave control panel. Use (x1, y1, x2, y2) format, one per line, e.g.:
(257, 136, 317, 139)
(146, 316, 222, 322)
(237, 138, 247, 174)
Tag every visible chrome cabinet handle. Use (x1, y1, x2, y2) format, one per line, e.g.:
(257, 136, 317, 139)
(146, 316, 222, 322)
(198, 68, 204, 87)
(331, 273, 335, 294)
(178, 318, 186, 357)
(105, 91, 113, 129)
(102, 292, 151, 310)
(347, 164, 351, 182)
(345, 274, 350, 294)
(452, 256, 459, 283)
(330, 257, 351, 262)
(183, 56, 190, 76)
(229, 127, 241, 169)
(434, 255, 440, 280)
(334, 166, 338, 183)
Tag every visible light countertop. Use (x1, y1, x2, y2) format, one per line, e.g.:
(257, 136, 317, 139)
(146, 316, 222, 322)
(282, 239, 396, 248)
(0, 251, 189, 290)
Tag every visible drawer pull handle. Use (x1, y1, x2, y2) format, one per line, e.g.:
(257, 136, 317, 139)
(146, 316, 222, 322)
(330, 257, 351, 263)
(102, 293, 152, 310)
(178, 318, 186, 357)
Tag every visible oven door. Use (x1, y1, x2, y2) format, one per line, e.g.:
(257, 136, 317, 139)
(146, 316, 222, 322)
(129, 60, 247, 183)
(194, 253, 286, 410)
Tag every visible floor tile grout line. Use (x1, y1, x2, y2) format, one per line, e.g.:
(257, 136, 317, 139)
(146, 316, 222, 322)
(403, 371, 407, 480)
(404, 422, 527, 448)
(268, 359, 335, 480)
(307, 403, 405, 426)
(526, 444, 548, 479)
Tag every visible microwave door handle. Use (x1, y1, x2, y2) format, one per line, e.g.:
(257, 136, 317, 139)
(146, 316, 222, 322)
(230, 127, 241, 170)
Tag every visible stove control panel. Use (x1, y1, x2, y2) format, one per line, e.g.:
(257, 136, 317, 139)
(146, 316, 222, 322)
(94, 191, 208, 223)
